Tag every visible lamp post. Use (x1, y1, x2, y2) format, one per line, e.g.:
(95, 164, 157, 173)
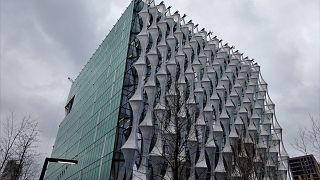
(39, 157, 78, 180)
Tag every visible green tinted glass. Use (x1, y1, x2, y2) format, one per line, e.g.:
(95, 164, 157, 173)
(45, 1, 134, 179)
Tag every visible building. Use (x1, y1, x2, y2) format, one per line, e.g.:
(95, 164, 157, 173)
(46, 0, 289, 179)
(289, 155, 320, 180)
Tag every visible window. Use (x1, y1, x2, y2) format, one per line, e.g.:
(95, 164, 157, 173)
(65, 96, 75, 115)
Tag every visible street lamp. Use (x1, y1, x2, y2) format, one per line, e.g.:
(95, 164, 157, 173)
(39, 157, 78, 180)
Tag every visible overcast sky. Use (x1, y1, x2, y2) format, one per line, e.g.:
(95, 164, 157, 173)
(1, 0, 319, 162)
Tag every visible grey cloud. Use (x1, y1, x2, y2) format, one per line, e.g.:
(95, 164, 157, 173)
(1, 0, 319, 160)
(30, 0, 99, 64)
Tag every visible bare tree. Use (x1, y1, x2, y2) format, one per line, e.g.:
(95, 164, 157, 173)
(231, 137, 267, 180)
(292, 128, 309, 155)
(0, 113, 40, 180)
(292, 114, 320, 160)
(135, 82, 273, 180)
(148, 86, 198, 180)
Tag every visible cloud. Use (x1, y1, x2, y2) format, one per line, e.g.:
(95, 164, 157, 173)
(1, 0, 319, 160)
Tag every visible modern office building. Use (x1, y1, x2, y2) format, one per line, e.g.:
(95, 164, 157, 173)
(46, 0, 290, 179)
(289, 155, 320, 180)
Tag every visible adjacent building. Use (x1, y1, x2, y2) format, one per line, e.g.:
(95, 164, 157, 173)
(289, 155, 320, 180)
(46, 0, 289, 179)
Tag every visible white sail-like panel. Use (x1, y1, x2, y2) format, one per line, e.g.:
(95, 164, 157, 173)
(119, 1, 289, 179)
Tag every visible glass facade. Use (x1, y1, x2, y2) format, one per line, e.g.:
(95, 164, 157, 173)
(45, 1, 134, 179)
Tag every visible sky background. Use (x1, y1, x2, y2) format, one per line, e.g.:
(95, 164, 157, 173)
(1, 0, 319, 165)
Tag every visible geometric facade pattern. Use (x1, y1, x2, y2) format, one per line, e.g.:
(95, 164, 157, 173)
(47, 0, 290, 179)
